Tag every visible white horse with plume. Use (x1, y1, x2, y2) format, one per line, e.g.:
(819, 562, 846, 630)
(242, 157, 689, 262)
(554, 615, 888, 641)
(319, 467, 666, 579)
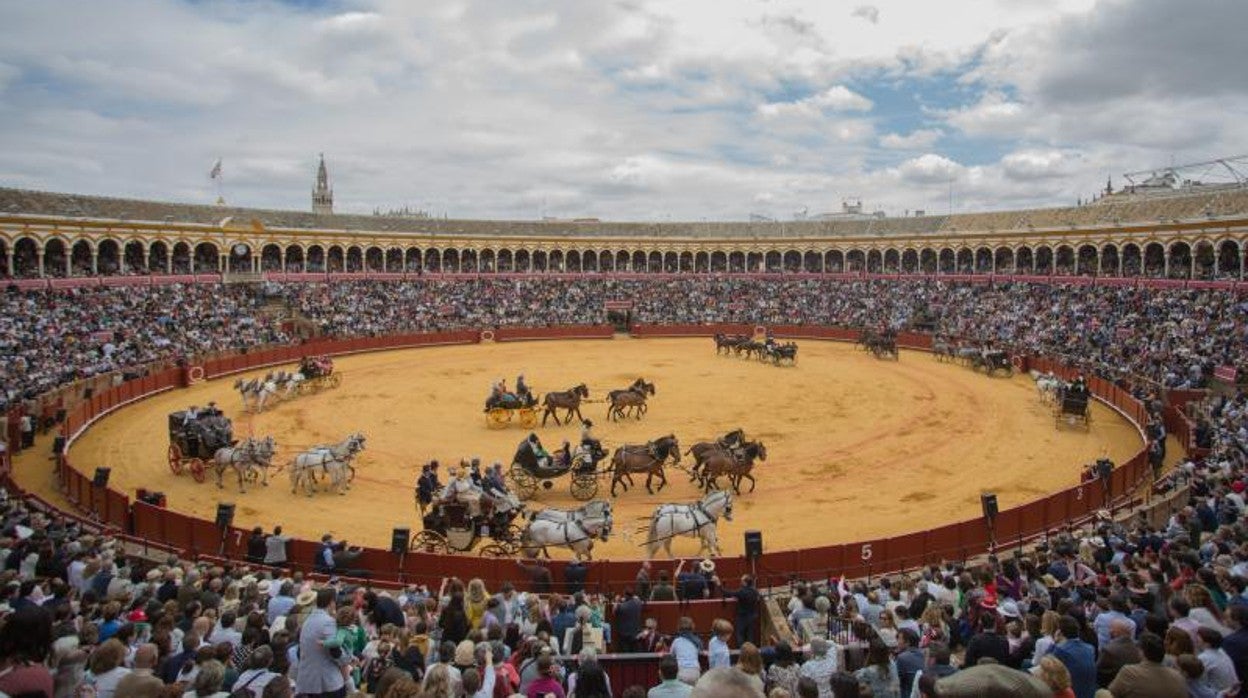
(520, 500, 614, 561)
(643, 489, 733, 559)
(1031, 370, 1065, 404)
(273, 370, 304, 399)
(213, 436, 276, 493)
(289, 433, 366, 496)
(234, 374, 279, 413)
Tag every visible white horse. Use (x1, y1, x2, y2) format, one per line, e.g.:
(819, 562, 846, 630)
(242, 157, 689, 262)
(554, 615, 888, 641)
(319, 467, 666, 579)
(644, 489, 733, 559)
(233, 375, 279, 412)
(1031, 370, 1065, 404)
(213, 436, 276, 493)
(520, 500, 614, 561)
(274, 370, 304, 399)
(289, 433, 366, 496)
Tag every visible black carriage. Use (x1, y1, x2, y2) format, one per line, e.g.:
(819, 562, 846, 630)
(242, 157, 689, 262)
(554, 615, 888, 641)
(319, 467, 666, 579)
(971, 351, 1014, 377)
(760, 342, 799, 365)
(167, 410, 234, 483)
(1054, 387, 1092, 430)
(508, 441, 603, 501)
(412, 500, 523, 557)
(485, 392, 539, 429)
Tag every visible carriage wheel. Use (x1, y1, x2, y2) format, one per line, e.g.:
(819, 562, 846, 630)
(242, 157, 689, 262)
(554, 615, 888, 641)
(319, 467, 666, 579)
(478, 542, 515, 558)
(509, 465, 538, 499)
(518, 408, 538, 429)
(486, 408, 510, 429)
(168, 444, 184, 475)
(329, 373, 342, 388)
(409, 530, 448, 554)
(188, 459, 207, 483)
(570, 471, 599, 501)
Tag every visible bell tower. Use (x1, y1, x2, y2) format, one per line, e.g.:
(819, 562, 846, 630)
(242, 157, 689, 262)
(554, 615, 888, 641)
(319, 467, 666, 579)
(312, 153, 333, 215)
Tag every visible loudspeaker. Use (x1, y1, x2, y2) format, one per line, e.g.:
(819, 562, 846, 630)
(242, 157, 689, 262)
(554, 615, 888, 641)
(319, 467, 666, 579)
(391, 527, 411, 554)
(981, 493, 999, 520)
(92, 467, 111, 488)
(52, 436, 66, 455)
(744, 530, 763, 559)
(215, 503, 235, 529)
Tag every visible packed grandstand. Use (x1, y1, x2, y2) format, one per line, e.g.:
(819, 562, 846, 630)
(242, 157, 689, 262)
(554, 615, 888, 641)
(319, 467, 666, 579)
(0, 186, 1247, 698)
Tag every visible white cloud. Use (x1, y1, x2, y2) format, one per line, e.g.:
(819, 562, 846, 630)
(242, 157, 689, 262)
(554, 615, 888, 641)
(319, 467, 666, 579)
(896, 153, 963, 184)
(879, 128, 942, 150)
(758, 85, 873, 122)
(851, 6, 880, 24)
(1001, 149, 1078, 181)
(939, 91, 1028, 138)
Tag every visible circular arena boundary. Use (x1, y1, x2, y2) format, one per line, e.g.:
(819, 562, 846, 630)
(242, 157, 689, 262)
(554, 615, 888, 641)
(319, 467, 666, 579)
(38, 324, 1157, 593)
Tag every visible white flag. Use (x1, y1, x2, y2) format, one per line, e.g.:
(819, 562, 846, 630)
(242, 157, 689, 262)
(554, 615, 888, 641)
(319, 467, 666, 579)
(209, 159, 222, 179)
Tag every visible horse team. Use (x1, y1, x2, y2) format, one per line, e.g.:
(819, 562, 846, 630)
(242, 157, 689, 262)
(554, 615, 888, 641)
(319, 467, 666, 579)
(714, 333, 799, 365)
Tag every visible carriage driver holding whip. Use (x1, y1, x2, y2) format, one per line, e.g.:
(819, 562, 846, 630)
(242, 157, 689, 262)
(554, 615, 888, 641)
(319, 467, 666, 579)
(580, 419, 604, 464)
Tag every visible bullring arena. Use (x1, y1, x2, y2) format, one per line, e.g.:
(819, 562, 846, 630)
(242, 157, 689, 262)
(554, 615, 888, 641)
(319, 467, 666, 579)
(25, 336, 1143, 559)
(0, 182, 1242, 590)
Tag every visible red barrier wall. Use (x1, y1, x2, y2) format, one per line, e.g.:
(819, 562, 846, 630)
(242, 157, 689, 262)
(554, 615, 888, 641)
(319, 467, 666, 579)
(51, 329, 1155, 592)
(494, 325, 615, 342)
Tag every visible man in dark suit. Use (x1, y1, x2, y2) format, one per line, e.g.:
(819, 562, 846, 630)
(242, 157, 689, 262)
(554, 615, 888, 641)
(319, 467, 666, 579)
(722, 574, 760, 646)
(1096, 617, 1141, 688)
(157, 632, 199, 684)
(1221, 604, 1248, 695)
(614, 589, 644, 653)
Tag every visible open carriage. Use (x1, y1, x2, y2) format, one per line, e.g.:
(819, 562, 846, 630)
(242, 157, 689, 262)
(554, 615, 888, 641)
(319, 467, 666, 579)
(485, 392, 539, 429)
(971, 350, 1015, 377)
(297, 355, 341, 394)
(167, 409, 234, 483)
(509, 441, 604, 501)
(413, 493, 526, 557)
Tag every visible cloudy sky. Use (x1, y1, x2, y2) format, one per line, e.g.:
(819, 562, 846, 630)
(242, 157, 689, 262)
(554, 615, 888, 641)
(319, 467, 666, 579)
(1, 0, 1245, 221)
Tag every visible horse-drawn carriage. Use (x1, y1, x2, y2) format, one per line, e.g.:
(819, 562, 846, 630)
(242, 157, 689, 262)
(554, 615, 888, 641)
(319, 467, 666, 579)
(759, 341, 798, 365)
(509, 437, 605, 501)
(413, 490, 526, 557)
(485, 392, 539, 429)
(167, 409, 234, 483)
(859, 330, 898, 360)
(297, 355, 341, 394)
(971, 350, 1015, 377)
(1054, 386, 1092, 430)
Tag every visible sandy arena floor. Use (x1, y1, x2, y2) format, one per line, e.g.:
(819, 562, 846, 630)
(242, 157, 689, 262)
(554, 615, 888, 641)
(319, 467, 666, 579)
(21, 337, 1143, 559)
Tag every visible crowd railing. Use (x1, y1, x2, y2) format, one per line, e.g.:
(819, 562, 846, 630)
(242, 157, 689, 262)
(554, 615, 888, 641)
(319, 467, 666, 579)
(37, 324, 1163, 594)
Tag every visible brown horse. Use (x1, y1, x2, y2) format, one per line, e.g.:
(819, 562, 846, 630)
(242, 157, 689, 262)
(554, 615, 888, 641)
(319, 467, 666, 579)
(541, 384, 590, 426)
(714, 334, 749, 355)
(685, 429, 746, 482)
(607, 379, 655, 421)
(609, 434, 681, 496)
(698, 440, 766, 494)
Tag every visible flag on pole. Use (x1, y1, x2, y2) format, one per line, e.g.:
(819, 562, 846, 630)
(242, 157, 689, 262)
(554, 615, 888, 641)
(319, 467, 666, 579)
(209, 159, 222, 179)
